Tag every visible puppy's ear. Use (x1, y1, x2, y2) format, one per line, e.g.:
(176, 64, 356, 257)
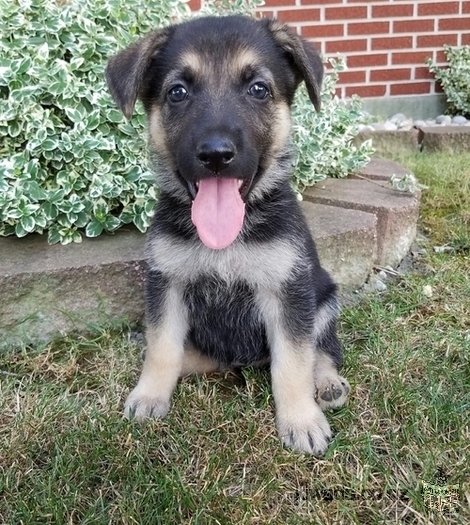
(263, 19, 324, 111)
(105, 28, 171, 119)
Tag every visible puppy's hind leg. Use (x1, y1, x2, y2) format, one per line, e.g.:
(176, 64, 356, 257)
(124, 277, 188, 421)
(180, 345, 220, 377)
(312, 294, 350, 411)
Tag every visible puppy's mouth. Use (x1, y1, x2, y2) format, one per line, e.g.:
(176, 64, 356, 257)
(187, 178, 251, 201)
(184, 176, 253, 251)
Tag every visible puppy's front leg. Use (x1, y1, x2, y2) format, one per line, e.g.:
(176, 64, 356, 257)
(271, 337, 332, 455)
(124, 281, 187, 420)
(258, 290, 332, 455)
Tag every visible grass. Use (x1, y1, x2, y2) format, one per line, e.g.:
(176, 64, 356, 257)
(1, 151, 469, 524)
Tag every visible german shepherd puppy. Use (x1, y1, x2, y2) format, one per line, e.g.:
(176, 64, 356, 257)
(106, 15, 350, 455)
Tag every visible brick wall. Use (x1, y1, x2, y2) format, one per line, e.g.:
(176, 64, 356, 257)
(189, 0, 470, 99)
(258, 0, 470, 98)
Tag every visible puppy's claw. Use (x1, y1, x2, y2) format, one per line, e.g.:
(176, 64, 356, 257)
(277, 404, 332, 456)
(123, 390, 170, 421)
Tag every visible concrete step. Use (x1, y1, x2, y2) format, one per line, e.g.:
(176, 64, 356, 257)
(352, 157, 413, 182)
(418, 125, 470, 153)
(0, 229, 146, 349)
(303, 178, 420, 268)
(301, 202, 377, 293)
(353, 129, 420, 156)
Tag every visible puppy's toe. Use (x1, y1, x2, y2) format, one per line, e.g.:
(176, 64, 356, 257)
(315, 374, 350, 410)
(277, 403, 332, 456)
(124, 389, 170, 421)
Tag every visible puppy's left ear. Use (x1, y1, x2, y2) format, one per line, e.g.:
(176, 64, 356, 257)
(263, 19, 324, 111)
(106, 27, 172, 119)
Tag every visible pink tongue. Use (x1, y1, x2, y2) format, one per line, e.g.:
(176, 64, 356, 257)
(191, 178, 245, 250)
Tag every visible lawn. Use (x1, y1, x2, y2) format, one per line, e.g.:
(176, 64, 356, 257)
(0, 151, 469, 524)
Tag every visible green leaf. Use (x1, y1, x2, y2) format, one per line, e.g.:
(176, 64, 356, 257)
(34, 214, 47, 228)
(20, 215, 35, 233)
(133, 213, 149, 233)
(17, 57, 32, 74)
(7, 121, 22, 137)
(64, 107, 84, 123)
(48, 228, 62, 245)
(15, 222, 27, 237)
(106, 109, 124, 123)
(24, 181, 47, 201)
(86, 219, 104, 237)
(75, 211, 89, 228)
(48, 189, 66, 203)
(104, 215, 121, 231)
(41, 139, 58, 151)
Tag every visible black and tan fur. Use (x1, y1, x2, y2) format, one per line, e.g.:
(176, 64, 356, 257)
(106, 15, 350, 455)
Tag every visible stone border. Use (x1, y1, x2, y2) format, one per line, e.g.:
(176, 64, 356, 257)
(354, 125, 470, 155)
(0, 158, 420, 349)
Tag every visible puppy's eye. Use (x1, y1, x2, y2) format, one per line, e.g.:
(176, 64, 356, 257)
(247, 82, 270, 100)
(168, 85, 188, 103)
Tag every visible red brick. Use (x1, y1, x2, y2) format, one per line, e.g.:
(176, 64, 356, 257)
(337, 70, 366, 85)
(370, 68, 411, 82)
(373, 4, 414, 17)
(277, 8, 321, 23)
(325, 39, 368, 53)
(390, 82, 431, 96)
(464, 2, 470, 14)
(325, 6, 367, 20)
(463, 33, 470, 45)
(301, 0, 339, 4)
(434, 83, 445, 94)
(372, 36, 413, 51)
(261, 0, 296, 6)
(393, 19, 435, 33)
(345, 85, 387, 98)
(439, 18, 470, 31)
(302, 24, 344, 38)
(348, 21, 389, 35)
(414, 67, 435, 80)
(417, 34, 458, 48)
(435, 50, 447, 63)
(392, 51, 432, 65)
(348, 53, 388, 68)
(417, 2, 459, 15)
(188, 0, 200, 10)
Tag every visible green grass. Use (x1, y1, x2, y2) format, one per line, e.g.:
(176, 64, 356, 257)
(1, 151, 469, 524)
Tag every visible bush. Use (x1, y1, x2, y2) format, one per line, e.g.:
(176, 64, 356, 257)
(0, 0, 372, 244)
(291, 56, 373, 195)
(0, 0, 189, 244)
(427, 45, 470, 117)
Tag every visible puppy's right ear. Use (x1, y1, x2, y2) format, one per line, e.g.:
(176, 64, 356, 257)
(105, 28, 171, 119)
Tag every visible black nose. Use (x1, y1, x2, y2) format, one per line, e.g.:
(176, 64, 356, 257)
(196, 136, 236, 173)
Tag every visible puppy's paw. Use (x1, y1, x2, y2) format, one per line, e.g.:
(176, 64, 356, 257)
(314, 373, 350, 410)
(276, 403, 332, 456)
(123, 388, 170, 421)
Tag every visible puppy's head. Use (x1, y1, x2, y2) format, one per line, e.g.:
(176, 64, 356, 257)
(106, 16, 323, 249)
